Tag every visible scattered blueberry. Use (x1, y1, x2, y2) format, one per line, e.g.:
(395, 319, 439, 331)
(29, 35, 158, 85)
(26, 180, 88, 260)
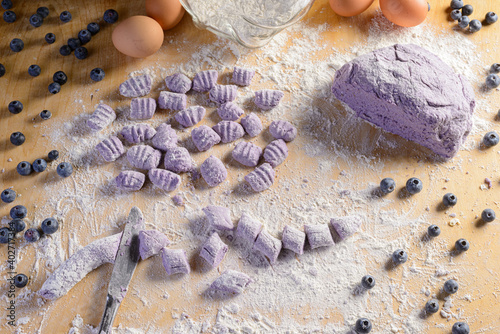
(16, 161, 32, 176)
(87, 22, 100, 35)
(28, 64, 41, 77)
(442, 193, 458, 207)
(392, 249, 408, 264)
(469, 19, 482, 32)
(103, 9, 119, 24)
(483, 131, 499, 147)
(48, 82, 61, 94)
(354, 318, 372, 333)
(78, 29, 91, 44)
(461, 4, 473, 16)
(427, 224, 441, 237)
(10, 205, 27, 219)
(8, 100, 23, 114)
(53, 71, 68, 85)
(1, 0, 12, 10)
(1, 189, 16, 203)
(481, 208, 495, 222)
(455, 238, 469, 252)
(60, 11, 72, 23)
(48, 150, 59, 161)
(486, 74, 500, 89)
(425, 299, 439, 314)
(10, 38, 24, 52)
(40, 109, 52, 120)
(29, 13, 43, 27)
(67, 37, 81, 50)
(90, 67, 105, 82)
(57, 162, 73, 177)
(13, 274, 28, 288)
(32, 158, 47, 172)
(24, 228, 40, 243)
(75, 46, 88, 60)
(380, 178, 395, 194)
(450, 0, 463, 9)
(450, 9, 462, 21)
(457, 16, 470, 28)
(9, 219, 25, 233)
(486, 12, 498, 25)
(444, 279, 459, 294)
(37, 6, 49, 18)
(0, 227, 13, 243)
(10, 132, 25, 146)
(41, 217, 59, 234)
(3, 10, 16, 23)
(361, 275, 375, 289)
(0, 63, 5, 77)
(492, 63, 500, 73)
(45, 33, 56, 44)
(406, 177, 422, 195)
(452, 322, 470, 334)
(59, 45, 71, 56)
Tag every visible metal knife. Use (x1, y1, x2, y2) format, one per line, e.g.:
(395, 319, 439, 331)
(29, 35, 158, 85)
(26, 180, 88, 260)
(98, 206, 144, 334)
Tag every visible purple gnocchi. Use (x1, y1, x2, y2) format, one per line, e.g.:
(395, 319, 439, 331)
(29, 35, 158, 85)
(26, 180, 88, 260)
(115, 171, 145, 191)
(202, 205, 233, 231)
(245, 163, 275, 192)
(148, 168, 181, 192)
(253, 230, 282, 264)
(151, 123, 178, 151)
(217, 102, 244, 121)
(212, 121, 245, 143)
(158, 91, 187, 111)
(175, 106, 206, 128)
(120, 124, 156, 144)
(87, 103, 116, 131)
(232, 67, 255, 86)
(241, 113, 263, 137)
(330, 216, 362, 240)
(164, 147, 193, 173)
(165, 73, 192, 94)
(254, 89, 284, 110)
(192, 70, 218, 92)
(232, 141, 262, 167)
(96, 136, 125, 162)
(210, 270, 252, 295)
(126, 145, 161, 170)
(161, 248, 190, 275)
(263, 139, 288, 167)
(191, 126, 221, 152)
(130, 98, 157, 120)
(199, 232, 228, 267)
(200, 155, 227, 187)
(209, 85, 238, 104)
(235, 212, 263, 243)
(139, 230, 170, 260)
(119, 74, 152, 97)
(304, 224, 334, 249)
(282, 226, 305, 255)
(269, 120, 297, 142)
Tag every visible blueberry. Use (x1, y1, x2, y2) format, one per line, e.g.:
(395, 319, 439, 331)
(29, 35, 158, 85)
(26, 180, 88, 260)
(0, 227, 13, 243)
(455, 238, 469, 252)
(450, 0, 463, 9)
(45, 33, 56, 44)
(28, 64, 41, 77)
(57, 162, 73, 177)
(48, 82, 61, 94)
(469, 19, 482, 32)
(8, 100, 23, 114)
(1, 189, 16, 203)
(3, 10, 16, 23)
(32, 158, 47, 172)
(67, 38, 81, 50)
(483, 131, 499, 147)
(13, 274, 28, 288)
(450, 9, 462, 21)
(10, 132, 25, 146)
(29, 13, 43, 27)
(461, 4, 473, 16)
(452, 322, 470, 334)
(87, 22, 100, 35)
(10, 38, 24, 52)
(425, 299, 439, 314)
(486, 12, 498, 25)
(103, 9, 119, 23)
(354, 318, 372, 333)
(78, 29, 91, 44)
(9, 218, 25, 233)
(48, 150, 59, 161)
(491, 63, 500, 73)
(361, 275, 375, 289)
(457, 16, 470, 28)
(75, 46, 88, 60)
(1, 0, 12, 10)
(486, 74, 500, 89)
(41, 217, 59, 234)
(442, 193, 457, 207)
(481, 208, 495, 222)
(427, 2, 430, 11)
(379, 178, 395, 194)
(444, 279, 459, 294)
(37, 6, 49, 18)
(406, 177, 422, 195)
(53, 71, 68, 85)
(392, 249, 408, 264)
(16, 161, 32, 176)
(24, 228, 40, 243)
(0, 63, 5, 77)
(427, 224, 441, 237)
(90, 67, 105, 82)
(40, 109, 52, 120)
(10, 205, 27, 219)
(60, 10, 72, 23)
(59, 45, 71, 56)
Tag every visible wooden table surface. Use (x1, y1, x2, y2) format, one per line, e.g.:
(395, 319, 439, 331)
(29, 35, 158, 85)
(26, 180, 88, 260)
(1, 0, 499, 333)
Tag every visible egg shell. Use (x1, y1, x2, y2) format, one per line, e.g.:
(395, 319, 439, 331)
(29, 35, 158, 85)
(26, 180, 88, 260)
(380, 0, 428, 27)
(146, 0, 185, 30)
(329, 0, 374, 17)
(112, 16, 164, 58)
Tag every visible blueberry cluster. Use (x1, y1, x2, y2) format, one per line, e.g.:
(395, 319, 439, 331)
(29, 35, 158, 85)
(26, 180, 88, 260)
(29, 7, 49, 28)
(378, 176, 423, 195)
(16, 150, 70, 178)
(486, 63, 500, 89)
(449, 1, 497, 33)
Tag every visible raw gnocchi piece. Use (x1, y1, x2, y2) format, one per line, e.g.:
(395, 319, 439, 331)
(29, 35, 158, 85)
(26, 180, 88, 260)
(165, 73, 192, 94)
(254, 89, 284, 110)
(263, 139, 288, 167)
(235, 212, 263, 243)
(212, 121, 245, 143)
(232, 141, 262, 167)
(282, 225, 305, 255)
(96, 136, 125, 162)
(175, 106, 206, 128)
(120, 124, 156, 144)
(115, 171, 145, 191)
(130, 98, 157, 120)
(119, 74, 152, 97)
(148, 168, 181, 192)
(244, 163, 275, 192)
(151, 123, 178, 151)
(330, 216, 362, 240)
(192, 70, 218, 92)
(87, 103, 116, 131)
(200, 155, 227, 187)
(232, 67, 255, 86)
(210, 269, 252, 295)
(209, 85, 238, 104)
(217, 102, 244, 121)
(304, 224, 334, 249)
(253, 230, 282, 264)
(199, 232, 228, 267)
(241, 112, 263, 137)
(126, 145, 161, 170)
(164, 147, 193, 173)
(202, 205, 233, 231)
(191, 126, 221, 152)
(161, 248, 190, 275)
(139, 230, 171, 260)
(269, 120, 297, 142)
(158, 91, 187, 111)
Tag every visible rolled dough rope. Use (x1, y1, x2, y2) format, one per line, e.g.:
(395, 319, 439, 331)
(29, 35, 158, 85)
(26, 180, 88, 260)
(38, 232, 122, 300)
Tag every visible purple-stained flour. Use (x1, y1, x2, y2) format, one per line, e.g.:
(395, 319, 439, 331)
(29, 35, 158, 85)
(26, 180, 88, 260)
(163, 147, 193, 173)
(202, 205, 233, 231)
(269, 120, 297, 142)
(210, 270, 252, 295)
(235, 212, 263, 243)
(115, 171, 145, 191)
(254, 89, 284, 110)
(232, 67, 255, 86)
(95, 136, 125, 162)
(192, 70, 218, 92)
(200, 155, 227, 187)
(151, 123, 178, 151)
(212, 121, 245, 143)
(191, 126, 221, 152)
(253, 229, 282, 264)
(209, 85, 238, 104)
(263, 139, 288, 167)
(119, 74, 152, 97)
(241, 112, 263, 137)
(130, 98, 157, 120)
(232, 141, 262, 167)
(87, 103, 116, 131)
(330, 216, 362, 240)
(120, 124, 156, 144)
(217, 102, 244, 121)
(161, 248, 190, 275)
(282, 225, 305, 255)
(199, 232, 228, 268)
(148, 168, 181, 192)
(304, 224, 334, 249)
(139, 230, 171, 260)
(244, 163, 275, 192)
(165, 73, 192, 94)
(175, 106, 206, 128)
(158, 91, 187, 111)
(126, 145, 161, 170)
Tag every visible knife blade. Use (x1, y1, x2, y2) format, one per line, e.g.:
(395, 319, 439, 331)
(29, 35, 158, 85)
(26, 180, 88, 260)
(98, 206, 144, 334)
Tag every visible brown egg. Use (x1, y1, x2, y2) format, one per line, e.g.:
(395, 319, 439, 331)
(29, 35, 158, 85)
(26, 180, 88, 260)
(112, 16, 164, 58)
(146, 0, 185, 30)
(329, 0, 374, 17)
(380, 0, 428, 27)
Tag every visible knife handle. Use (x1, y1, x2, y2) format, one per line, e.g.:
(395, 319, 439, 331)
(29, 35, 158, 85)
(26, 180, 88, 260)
(98, 294, 120, 334)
